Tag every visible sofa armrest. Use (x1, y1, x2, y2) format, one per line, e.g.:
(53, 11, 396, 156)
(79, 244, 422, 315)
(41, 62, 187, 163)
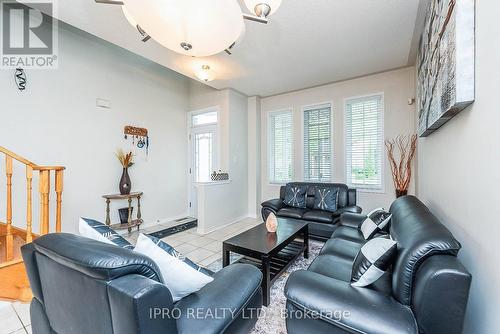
(284, 270, 418, 334)
(332, 206, 362, 220)
(261, 198, 285, 220)
(107, 274, 177, 334)
(262, 198, 285, 211)
(339, 212, 366, 229)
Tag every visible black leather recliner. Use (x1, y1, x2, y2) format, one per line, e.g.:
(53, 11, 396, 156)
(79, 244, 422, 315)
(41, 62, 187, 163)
(261, 182, 361, 240)
(284, 196, 472, 334)
(22, 233, 263, 334)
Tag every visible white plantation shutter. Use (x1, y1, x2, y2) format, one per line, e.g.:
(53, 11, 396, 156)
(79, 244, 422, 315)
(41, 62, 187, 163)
(269, 111, 293, 183)
(345, 94, 384, 190)
(304, 104, 332, 182)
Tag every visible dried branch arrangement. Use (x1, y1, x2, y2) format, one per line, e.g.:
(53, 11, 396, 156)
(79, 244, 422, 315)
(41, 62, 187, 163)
(115, 149, 134, 168)
(385, 135, 417, 193)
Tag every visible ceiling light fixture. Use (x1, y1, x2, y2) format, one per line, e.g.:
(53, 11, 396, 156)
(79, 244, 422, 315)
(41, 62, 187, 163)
(195, 65, 215, 82)
(95, 0, 281, 57)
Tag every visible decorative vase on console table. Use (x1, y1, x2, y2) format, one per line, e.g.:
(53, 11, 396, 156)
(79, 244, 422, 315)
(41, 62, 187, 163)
(116, 149, 134, 195)
(395, 189, 408, 198)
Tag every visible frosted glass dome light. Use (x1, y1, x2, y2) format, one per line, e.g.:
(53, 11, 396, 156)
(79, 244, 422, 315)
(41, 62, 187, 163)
(122, 0, 245, 57)
(244, 0, 282, 17)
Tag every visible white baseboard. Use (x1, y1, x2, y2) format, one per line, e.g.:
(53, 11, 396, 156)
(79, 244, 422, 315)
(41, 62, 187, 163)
(197, 215, 250, 235)
(144, 213, 191, 228)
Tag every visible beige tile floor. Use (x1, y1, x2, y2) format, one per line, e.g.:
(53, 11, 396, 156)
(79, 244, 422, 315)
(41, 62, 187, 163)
(0, 217, 262, 334)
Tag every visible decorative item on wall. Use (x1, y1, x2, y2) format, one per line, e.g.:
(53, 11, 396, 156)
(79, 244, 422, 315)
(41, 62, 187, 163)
(385, 135, 417, 198)
(266, 212, 278, 233)
(115, 149, 134, 195)
(14, 68, 26, 91)
(417, 0, 475, 137)
(124, 125, 149, 156)
(211, 170, 229, 181)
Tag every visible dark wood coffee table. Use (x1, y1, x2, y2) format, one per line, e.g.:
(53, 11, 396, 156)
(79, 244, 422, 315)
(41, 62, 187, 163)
(222, 218, 308, 306)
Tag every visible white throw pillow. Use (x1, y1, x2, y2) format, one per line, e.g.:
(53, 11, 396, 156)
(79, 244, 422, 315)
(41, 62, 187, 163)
(134, 233, 213, 301)
(78, 217, 115, 245)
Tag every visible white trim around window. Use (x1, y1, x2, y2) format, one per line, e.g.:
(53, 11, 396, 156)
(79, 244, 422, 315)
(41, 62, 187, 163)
(267, 109, 294, 185)
(301, 102, 333, 183)
(344, 93, 385, 193)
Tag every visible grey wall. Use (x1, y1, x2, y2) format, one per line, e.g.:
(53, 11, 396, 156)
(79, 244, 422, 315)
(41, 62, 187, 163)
(417, 1, 500, 333)
(0, 21, 191, 233)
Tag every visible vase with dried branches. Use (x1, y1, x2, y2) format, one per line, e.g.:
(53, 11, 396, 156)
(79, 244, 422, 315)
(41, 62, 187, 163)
(385, 135, 417, 198)
(116, 149, 134, 195)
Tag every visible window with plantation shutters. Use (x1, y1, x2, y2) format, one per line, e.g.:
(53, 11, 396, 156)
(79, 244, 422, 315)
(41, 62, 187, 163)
(303, 104, 332, 182)
(345, 94, 384, 190)
(268, 110, 293, 183)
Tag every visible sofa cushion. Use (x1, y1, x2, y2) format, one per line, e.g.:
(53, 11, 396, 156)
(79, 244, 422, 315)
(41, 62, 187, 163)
(302, 210, 333, 224)
(351, 237, 397, 287)
(134, 234, 213, 301)
(331, 226, 366, 244)
(284, 184, 307, 208)
(360, 208, 392, 239)
(277, 207, 307, 219)
(79, 217, 134, 250)
(389, 196, 462, 305)
(312, 186, 339, 212)
(308, 254, 353, 282)
(175, 263, 262, 334)
(320, 238, 362, 261)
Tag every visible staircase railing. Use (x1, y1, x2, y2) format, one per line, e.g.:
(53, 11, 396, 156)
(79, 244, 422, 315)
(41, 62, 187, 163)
(0, 146, 65, 262)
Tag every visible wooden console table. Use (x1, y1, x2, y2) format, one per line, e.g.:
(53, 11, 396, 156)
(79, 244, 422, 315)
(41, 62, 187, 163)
(102, 192, 143, 233)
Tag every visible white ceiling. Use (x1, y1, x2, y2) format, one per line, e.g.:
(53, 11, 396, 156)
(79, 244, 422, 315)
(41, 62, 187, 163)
(45, 0, 424, 97)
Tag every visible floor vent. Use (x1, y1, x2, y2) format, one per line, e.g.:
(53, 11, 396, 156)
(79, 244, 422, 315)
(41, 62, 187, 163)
(148, 219, 197, 239)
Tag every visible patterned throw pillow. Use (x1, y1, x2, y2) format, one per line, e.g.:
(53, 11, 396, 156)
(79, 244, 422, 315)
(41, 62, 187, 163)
(351, 236, 397, 287)
(284, 184, 307, 208)
(313, 187, 339, 212)
(360, 208, 392, 240)
(79, 217, 133, 250)
(142, 234, 213, 276)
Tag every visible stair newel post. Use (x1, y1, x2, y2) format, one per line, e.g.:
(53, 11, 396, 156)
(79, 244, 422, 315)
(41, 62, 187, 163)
(26, 165, 33, 243)
(5, 156, 13, 261)
(39, 170, 50, 235)
(55, 170, 63, 233)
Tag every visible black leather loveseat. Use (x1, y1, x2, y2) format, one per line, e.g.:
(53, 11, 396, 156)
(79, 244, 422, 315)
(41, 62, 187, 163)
(22, 233, 262, 334)
(261, 182, 361, 240)
(284, 196, 471, 334)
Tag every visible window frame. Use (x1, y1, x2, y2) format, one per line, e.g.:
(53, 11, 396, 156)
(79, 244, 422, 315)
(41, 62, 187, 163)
(301, 102, 333, 183)
(344, 93, 385, 193)
(267, 109, 294, 185)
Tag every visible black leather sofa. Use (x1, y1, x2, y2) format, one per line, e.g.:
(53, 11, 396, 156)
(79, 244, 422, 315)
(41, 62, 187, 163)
(22, 233, 262, 334)
(261, 182, 361, 240)
(284, 196, 471, 334)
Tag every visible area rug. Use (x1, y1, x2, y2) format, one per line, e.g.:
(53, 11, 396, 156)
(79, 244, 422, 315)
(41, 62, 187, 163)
(206, 240, 324, 334)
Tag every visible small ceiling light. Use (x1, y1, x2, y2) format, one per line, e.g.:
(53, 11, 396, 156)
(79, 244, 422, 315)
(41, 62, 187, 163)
(195, 65, 215, 82)
(244, 0, 282, 17)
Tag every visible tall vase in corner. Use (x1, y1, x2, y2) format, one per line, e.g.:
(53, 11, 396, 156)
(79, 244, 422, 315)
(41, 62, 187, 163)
(395, 189, 408, 198)
(119, 168, 131, 195)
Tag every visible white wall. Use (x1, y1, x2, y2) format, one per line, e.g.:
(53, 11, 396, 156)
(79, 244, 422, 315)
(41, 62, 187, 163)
(260, 67, 416, 211)
(0, 22, 190, 233)
(417, 1, 500, 333)
(188, 83, 250, 233)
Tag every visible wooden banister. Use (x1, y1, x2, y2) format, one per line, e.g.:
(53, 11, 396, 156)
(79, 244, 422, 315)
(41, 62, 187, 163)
(5, 156, 13, 262)
(55, 170, 63, 233)
(0, 146, 36, 167)
(26, 166, 33, 243)
(39, 170, 50, 235)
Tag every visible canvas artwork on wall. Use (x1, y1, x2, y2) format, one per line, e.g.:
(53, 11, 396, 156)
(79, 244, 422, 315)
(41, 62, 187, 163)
(417, 0, 475, 137)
